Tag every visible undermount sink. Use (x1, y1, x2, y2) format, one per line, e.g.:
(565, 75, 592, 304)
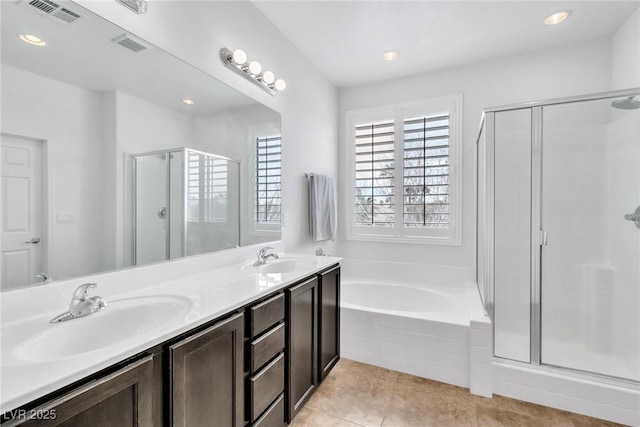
(257, 258, 318, 275)
(3, 295, 192, 364)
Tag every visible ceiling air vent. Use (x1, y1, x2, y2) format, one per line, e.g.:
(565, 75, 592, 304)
(111, 34, 151, 53)
(28, 0, 58, 14)
(20, 0, 81, 23)
(52, 7, 80, 23)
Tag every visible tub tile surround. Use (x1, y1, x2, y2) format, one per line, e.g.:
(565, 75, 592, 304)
(0, 242, 341, 414)
(340, 257, 491, 392)
(290, 358, 623, 427)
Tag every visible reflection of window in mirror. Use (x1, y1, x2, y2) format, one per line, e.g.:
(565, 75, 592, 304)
(187, 153, 229, 224)
(255, 135, 282, 228)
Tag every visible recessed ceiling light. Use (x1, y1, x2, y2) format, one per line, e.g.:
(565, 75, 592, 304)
(181, 98, 195, 105)
(381, 50, 399, 61)
(545, 10, 571, 25)
(19, 34, 46, 47)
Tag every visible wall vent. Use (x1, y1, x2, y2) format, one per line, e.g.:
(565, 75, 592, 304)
(111, 34, 150, 53)
(20, 0, 81, 23)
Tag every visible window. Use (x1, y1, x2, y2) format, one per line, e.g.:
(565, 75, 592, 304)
(255, 135, 282, 225)
(346, 95, 461, 245)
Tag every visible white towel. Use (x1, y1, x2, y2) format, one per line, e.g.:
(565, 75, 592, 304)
(308, 174, 337, 241)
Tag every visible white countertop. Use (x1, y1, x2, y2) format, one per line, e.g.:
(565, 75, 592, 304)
(0, 252, 341, 413)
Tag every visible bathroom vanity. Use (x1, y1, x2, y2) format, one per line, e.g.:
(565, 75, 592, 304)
(0, 255, 340, 427)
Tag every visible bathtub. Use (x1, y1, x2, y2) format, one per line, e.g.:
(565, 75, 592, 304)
(340, 278, 484, 389)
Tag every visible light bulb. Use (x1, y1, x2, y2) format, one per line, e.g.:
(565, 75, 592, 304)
(19, 34, 46, 47)
(248, 61, 262, 75)
(263, 71, 275, 84)
(544, 10, 571, 25)
(181, 98, 195, 105)
(381, 50, 399, 61)
(275, 79, 286, 91)
(231, 49, 247, 65)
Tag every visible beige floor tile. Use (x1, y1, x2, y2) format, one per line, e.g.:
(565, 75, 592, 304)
(289, 407, 366, 427)
(293, 359, 622, 427)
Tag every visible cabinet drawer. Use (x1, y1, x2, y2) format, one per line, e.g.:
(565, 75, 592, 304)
(252, 393, 285, 427)
(249, 353, 285, 421)
(251, 323, 285, 372)
(249, 293, 284, 337)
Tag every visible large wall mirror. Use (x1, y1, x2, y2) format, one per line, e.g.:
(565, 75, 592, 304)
(1, 0, 282, 290)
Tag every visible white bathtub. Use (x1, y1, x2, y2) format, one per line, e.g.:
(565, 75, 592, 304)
(342, 280, 467, 323)
(340, 278, 479, 388)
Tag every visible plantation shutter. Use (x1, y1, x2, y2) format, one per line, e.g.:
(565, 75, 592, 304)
(403, 113, 450, 228)
(187, 152, 228, 223)
(256, 135, 282, 224)
(354, 119, 395, 227)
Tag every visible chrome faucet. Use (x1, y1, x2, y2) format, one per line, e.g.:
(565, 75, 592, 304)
(253, 246, 279, 266)
(50, 283, 107, 323)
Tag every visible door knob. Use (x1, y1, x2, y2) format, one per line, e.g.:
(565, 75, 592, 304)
(24, 237, 41, 244)
(624, 206, 640, 229)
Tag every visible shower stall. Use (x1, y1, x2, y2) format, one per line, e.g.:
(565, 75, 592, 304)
(132, 148, 240, 266)
(477, 89, 640, 383)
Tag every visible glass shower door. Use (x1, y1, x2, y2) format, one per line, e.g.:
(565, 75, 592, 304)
(540, 97, 640, 380)
(134, 153, 169, 265)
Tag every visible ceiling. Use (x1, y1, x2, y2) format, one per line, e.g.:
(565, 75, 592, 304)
(253, 1, 639, 88)
(1, 0, 257, 116)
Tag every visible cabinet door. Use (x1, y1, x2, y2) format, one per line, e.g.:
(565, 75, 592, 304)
(286, 277, 318, 422)
(170, 313, 244, 427)
(12, 355, 154, 427)
(318, 266, 340, 381)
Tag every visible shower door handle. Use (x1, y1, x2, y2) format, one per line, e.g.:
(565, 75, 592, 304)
(624, 206, 640, 229)
(539, 230, 548, 246)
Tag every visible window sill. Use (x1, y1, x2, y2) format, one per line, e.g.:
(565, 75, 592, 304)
(345, 232, 462, 246)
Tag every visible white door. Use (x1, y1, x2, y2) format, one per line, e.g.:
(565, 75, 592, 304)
(1, 135, 43, 290)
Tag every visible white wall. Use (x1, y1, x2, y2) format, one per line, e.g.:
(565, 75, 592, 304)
(338, 39, 612, 278)
(611, 8, 640, 90)
(75, 0, 339, 257)
(1, 64, 104, 281)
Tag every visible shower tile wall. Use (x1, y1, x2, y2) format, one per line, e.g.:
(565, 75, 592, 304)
(541, 100, 639, 380)
(541, 114, 608, 345)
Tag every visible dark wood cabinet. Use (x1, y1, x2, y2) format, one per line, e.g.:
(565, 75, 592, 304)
(318, 265, 340, 381)
(6, 355, 155, 427)
(170, 313, 244, 427)
(286, 276, 318, 421)
(245, 293, 286, 427)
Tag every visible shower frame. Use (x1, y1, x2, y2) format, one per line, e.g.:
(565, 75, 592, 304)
(476, 87, 640, 379)
(131, 147, 240, 266)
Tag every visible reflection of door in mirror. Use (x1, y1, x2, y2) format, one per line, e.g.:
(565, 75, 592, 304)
(1, 134, 44, 290)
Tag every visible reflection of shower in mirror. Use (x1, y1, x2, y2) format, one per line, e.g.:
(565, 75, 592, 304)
(132, 148, 240, 267)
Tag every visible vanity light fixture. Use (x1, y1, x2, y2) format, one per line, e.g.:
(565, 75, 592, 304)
(19, 34, 46, 47)
(220, 47, 286, 96)
(545, 10, 571, 25)
(181, 98, 195, 105)
(381, 50, 399, 61)
(115, 0, 148, 14)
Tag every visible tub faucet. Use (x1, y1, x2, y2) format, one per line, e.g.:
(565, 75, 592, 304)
(253, 247, 279, 266)
(50, 283, 107, 323)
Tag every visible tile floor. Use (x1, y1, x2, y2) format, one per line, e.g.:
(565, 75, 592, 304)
(289, 359, 622, 427)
